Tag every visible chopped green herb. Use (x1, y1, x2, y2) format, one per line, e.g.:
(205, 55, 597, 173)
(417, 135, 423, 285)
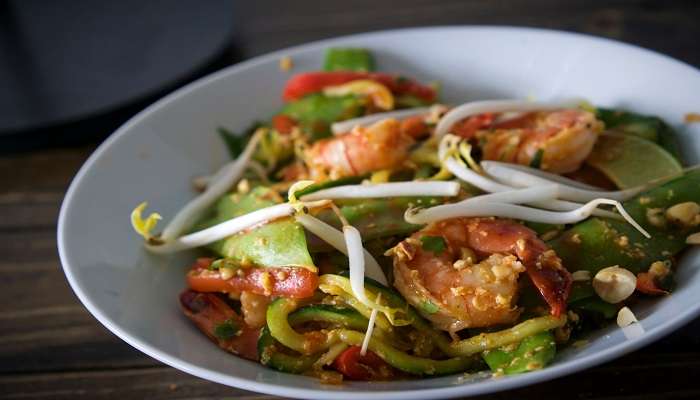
(218, 121, 265, 158)
(420, 235, 446, 254)
(530, 149, 544, 169)
(214, 319, 240, 340)
(420, 300, 440, 314)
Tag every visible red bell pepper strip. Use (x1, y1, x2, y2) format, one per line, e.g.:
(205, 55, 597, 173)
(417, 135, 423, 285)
(186, 260, 318, 299)
(332, 345, 395, 380)
(272, 114, 297, 135)
(282, 71, 436, 103)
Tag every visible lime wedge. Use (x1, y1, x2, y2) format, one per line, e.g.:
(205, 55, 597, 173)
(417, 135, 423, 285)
(586, 132, 682, 189)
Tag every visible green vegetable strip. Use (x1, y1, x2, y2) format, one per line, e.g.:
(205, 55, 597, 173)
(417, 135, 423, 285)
(318, 283, 394, 331)
(267, 298, 334, 354)
(482, 331, 557, 374)
(319, 274, 412, 326)
(323, 274, 566, 358)
(258, 327, 320, 373)
(360, 277, 564, 359)
(323, 48, 375, 72)
(281, 93, 364, 140)
(288, 304, 404, 345)
(335, 329, 475, 375)
(446, 316, 566, 356)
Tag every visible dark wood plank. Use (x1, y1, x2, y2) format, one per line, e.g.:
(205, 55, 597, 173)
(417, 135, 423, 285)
(0, 146, 93, 194)
(0, 256, 156, 373)
(233, 0, 700, 66)
(1, 351, 699, 400)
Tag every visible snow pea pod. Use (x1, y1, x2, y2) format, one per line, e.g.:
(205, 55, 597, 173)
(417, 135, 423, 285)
(281, 93, 365, 140)
(198, 187, 315, 270)
(482, 331, 557, 375)
(549, 169, 700, 275)
(323, 48, 375, 72)
(313, 197, 440, 243)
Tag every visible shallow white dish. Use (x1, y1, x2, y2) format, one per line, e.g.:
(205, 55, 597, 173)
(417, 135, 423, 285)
(58, 26, 700, 399)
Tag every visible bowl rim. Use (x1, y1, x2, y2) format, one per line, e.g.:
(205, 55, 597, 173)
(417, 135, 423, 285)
(57, 25, 700, 400)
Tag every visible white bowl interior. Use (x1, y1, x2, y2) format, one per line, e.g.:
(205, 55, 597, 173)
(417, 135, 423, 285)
(58, 27, 700, 400)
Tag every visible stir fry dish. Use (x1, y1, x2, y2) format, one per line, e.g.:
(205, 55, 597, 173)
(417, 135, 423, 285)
(131, 48, 700, 382)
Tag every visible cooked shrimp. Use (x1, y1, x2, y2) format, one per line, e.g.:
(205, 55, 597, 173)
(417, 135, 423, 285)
(180, 290, 261, 360)
(453, 109, 603, 174)
(390, 217, 571, 334)
(305, 118, 417, 179)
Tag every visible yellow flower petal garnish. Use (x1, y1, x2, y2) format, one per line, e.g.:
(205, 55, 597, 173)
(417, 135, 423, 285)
(130, 202, 162, 241)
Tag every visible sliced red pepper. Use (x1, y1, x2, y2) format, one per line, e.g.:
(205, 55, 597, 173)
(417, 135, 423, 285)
(332, 346, 395, 380)
(272, 114, 297, 135)
(636, 272, 669, 295)
(179, 290, 260, 361)
(187, 262, 318, 299)
(282, 71, 436, 103)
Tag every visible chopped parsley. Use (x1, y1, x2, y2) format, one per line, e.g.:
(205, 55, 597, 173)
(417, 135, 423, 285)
(420, 300, 440, 314)
(420, 235, 446, 254)
(530, 149, 544, 169)
(217, 121, 264, 158)
(213, 319, 240, 340)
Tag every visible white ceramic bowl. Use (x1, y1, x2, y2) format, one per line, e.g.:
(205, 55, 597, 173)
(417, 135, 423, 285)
(58, 27, 700, 399)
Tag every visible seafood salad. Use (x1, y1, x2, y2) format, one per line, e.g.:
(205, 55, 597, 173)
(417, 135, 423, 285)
(131, 48, 700, 382)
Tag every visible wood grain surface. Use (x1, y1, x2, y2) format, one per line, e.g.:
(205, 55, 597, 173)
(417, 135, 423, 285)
(2, 1, 699, 398)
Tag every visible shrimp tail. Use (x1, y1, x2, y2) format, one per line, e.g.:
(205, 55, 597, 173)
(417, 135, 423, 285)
(464, 218, 572, 317)
(180, 290, 261, 361)
(516, 241, 572, 316)
(525, 258, 572, 316)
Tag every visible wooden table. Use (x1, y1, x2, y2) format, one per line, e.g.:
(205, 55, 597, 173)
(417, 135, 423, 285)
(2, 1, 699, 398)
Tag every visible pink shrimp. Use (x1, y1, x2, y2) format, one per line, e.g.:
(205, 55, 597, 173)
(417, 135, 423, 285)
(454, 109, 603, 174)
(305, 118, 419, 179)
(390, 217, 571, 334)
